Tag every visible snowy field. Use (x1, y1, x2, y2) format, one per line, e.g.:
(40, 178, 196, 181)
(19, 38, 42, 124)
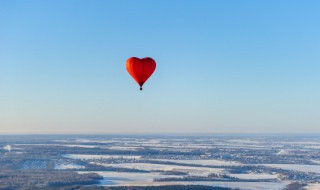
(79, 171, 288, 190)
(64, 154, 142, 160)
(305, 183, 320, 190)
(228, 173, 279, 180)
(99, 162, 225, 176)
(263, 164, 320, 173)
(54, 135, 320, 190)
(150, 159, 243, 166)
(6, 135, 318, 190)
(55, 163, 85, 170)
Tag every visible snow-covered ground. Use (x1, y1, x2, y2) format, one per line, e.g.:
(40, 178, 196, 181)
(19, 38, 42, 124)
(311, 160, 320, 164)
(97, 162, 224, 176)
(53, 136, 320, 189)
(228, 173, 279, 180)
(263, 164, 320, 173)
(108, 146, 139, 151)
(79, 171, 288, 190)
(305, 145, 320, 149)
(15, 143, 97, 148)
(64, 154, 141, 160)
(61, 144, 97, 148)
(55, 163, 85, 169)
(78, 171, 181, 185)
(305, 182, 320, 190)
(150, 159, 242, 166)
(276, 149, 290, 155)
(3, 145, 12, 151)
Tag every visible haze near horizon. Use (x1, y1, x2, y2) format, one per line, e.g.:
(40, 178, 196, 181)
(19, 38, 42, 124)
(0, 0, 319, 134)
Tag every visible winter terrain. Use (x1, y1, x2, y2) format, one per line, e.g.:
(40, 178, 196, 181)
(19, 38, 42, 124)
(0, 135, 319, 189)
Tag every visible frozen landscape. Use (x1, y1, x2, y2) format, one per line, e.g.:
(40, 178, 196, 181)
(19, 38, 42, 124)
(0, 135, 319, 189)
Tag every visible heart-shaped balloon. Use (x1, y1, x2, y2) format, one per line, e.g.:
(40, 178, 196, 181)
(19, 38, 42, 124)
(126, 57, 156, 90)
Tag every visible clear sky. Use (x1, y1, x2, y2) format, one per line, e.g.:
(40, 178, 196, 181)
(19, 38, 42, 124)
(1, 0, 319, 134)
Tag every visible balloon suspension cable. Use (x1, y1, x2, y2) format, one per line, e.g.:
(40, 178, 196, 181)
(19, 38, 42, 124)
(139, 82, 144, 91)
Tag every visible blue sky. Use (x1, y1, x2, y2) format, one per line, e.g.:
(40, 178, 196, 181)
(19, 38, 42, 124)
(0, 0, 319, 134)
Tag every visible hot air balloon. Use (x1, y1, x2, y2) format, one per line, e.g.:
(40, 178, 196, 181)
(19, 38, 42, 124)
(126, 57, 156, 91)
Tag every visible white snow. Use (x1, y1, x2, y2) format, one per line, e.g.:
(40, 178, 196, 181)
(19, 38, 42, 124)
(64, 154, 141, 160)
(15, 143, 96, 148)
(79, 171, 288, 190)
(79, 171, 181, 185)
(3, 145, 11, 151)
(311, 160, 320, 165)
(54, 163, 85, 169)
(229, 173, 279, 180)
(263, 164, 320, 173)
(61, 144, 97, 148)
(150, 159, 242, 166)
(305, 145, 320, 149)
(99, 162, 224, 176)
(305, 182, 320, 190)
(108, 146, 139, 151)
(276, 150, 290, 155)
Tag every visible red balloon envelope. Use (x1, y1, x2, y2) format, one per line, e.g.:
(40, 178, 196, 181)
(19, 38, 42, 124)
(126, 57, 156, 90)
